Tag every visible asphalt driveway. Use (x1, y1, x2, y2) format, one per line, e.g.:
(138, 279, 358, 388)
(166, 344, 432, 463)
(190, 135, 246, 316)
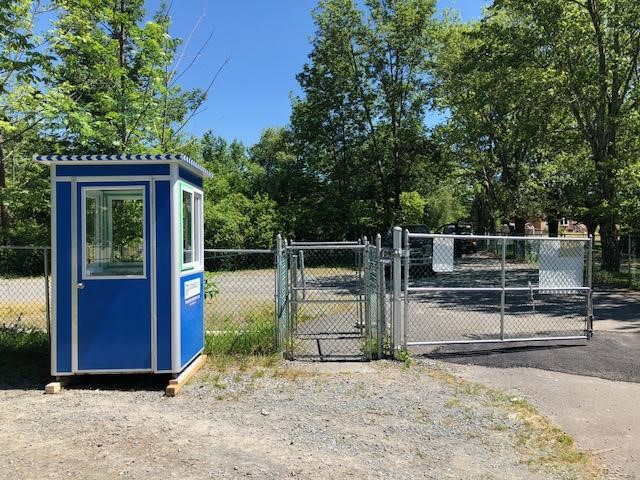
(425, 288, 640, 383)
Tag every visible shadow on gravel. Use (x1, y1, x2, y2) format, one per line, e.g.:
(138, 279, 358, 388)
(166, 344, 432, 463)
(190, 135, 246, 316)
(64, 374, 170, 392)
(423, 332, 640, 383)
(0, 331, 50, 390)
(0, 331, 169, 392)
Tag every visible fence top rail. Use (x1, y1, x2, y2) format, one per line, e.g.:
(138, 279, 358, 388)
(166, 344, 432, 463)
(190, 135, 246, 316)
(407, 286, 590, 292)
(287, 244, 366, 251)
(289, 241, 361, 246)
(406, 232, 591, 242)
(204, 248, 274, 254)
(0, 245, 51, 250)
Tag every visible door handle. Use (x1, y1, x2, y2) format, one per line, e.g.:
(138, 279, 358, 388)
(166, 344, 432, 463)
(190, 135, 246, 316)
(76, 282, 85, 290)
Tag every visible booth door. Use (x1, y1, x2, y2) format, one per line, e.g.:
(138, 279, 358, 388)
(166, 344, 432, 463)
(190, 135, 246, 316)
(76, 183, 152, 371)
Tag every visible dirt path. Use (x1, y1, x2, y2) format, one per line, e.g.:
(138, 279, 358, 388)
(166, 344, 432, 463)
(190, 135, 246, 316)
(0, 360, 597, 480)
(450, 364, 640, 479)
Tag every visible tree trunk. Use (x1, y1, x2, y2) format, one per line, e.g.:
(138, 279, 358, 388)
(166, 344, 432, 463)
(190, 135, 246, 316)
(513, 216, 527, 260)
(547, 210, 559, 237)
(599, 217, 620, 272)
(514, 216, 526, 236)
(0, 136, 10, 246)
(593, 140, 619, 271)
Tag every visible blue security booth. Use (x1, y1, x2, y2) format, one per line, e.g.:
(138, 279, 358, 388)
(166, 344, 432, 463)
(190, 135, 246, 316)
(35, 154, 211, 376)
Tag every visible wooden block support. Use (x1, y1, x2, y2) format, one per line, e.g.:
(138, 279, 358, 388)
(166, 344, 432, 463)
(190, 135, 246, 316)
(45, 382, 62, 394)
(165, 354, 207, 397)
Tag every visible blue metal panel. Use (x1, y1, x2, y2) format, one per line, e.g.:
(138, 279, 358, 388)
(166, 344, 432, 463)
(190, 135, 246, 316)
(77, 280, 152, 370)
(178, 167, 203, 188)
(180, 272, 204, 368)
(76, 182, 152, 371)
(57, 164, 170, 177)
(55, 182, 72, 373)
(155, 181, 172, 371)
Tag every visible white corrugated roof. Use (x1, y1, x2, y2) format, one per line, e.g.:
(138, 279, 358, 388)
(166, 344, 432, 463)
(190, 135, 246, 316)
(34, 154, 212, 177)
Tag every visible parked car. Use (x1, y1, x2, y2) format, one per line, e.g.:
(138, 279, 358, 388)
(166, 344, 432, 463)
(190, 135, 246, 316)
(382, 224, 434, 276)
(439, 222, 477, 257)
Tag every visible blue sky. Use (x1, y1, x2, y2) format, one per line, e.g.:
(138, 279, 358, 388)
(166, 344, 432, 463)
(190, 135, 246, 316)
(153, 1, 487, 145)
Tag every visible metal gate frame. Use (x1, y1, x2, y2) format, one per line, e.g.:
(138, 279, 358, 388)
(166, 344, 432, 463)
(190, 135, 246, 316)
(393, 227, 594, 349)
(281, 239, 380, 360)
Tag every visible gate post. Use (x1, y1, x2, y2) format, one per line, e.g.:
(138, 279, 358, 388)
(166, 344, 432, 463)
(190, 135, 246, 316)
(392, 226, 403, 355)
(275, 235, 283, 351)
(500, 237, 506, 341)
(587, 235, 594, 338)
(403, 229, 410, 350)
(290, 252, 298, 335)
(363, 245, 371, 360)
(376, 234, 383, 359)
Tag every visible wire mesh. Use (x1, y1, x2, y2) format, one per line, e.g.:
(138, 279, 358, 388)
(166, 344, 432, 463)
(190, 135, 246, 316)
(0, 247, 50, 350)
(404, 235, 591, 346)
(593, 234, 640, 289)
(203, 249, 277, 355)
(287, 246, 372, 360)
(406, 291, 502, 343)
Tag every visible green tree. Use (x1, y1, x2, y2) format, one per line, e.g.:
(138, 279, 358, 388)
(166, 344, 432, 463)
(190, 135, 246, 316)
(398, 191, 426, 224)
(0, 0, 50, 245)
(199, 132, 278, 249)
(495, 0, 640, 269)
(433, 12, 563, 235)
(289, 0, 440, 237)
(45, 0, 203, 153)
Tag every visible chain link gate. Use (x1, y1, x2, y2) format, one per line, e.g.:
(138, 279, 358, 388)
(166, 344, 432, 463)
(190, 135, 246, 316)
(392, 228, 594, 350)
(279, 240, 380, 360)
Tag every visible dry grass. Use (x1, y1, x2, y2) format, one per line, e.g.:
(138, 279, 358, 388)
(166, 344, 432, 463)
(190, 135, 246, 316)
(0, 301, 47, 330)
(422, 364, 602, 479)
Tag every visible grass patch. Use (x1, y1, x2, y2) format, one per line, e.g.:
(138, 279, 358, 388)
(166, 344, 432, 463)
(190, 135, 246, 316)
(1, 302, 48, 331)
(0, 328, 50, 388)
(593, 266, 640, 290)
(206, 353, 281, 372)
(423, 365, 601, 478)
(205, 304, 277, 356)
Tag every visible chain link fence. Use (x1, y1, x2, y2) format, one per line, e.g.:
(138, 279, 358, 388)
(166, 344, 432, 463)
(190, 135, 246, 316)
(203, 249, 277, 355)
(1, 233, 602, 361)
(401, 234, 592, 348)
(593, 234, 639, 289)
(286, 242, 373, 360)
(0, 246, 51, 359)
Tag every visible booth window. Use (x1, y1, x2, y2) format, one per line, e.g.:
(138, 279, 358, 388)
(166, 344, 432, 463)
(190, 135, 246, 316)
(181, 185, 202, 270)
(83, 187, 145, 277)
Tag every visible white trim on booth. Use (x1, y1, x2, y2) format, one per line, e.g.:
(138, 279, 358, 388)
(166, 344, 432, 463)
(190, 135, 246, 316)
(72, 181, 154, 374)
(150, 180, 158, 372)
(66, 368, 154, 375)
(79, 185, 147, 281)
(56, 175, 170, 182)
(50, 165, 58, 376)
(71, 179, 78, 373)
(170, 164, 181, 373)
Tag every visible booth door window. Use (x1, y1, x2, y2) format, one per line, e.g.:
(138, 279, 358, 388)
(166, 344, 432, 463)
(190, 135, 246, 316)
(181, 186, 202, 270)
(84, 188, 145, 277)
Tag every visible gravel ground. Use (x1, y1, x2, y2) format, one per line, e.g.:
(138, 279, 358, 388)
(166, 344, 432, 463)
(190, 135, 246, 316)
(0, 360, 598, 480)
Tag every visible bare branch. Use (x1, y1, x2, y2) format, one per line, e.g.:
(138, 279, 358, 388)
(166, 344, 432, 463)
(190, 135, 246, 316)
(167, 57, 229, 143)
(171, 12, 206, 83)
(171, 28, 215, 87)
